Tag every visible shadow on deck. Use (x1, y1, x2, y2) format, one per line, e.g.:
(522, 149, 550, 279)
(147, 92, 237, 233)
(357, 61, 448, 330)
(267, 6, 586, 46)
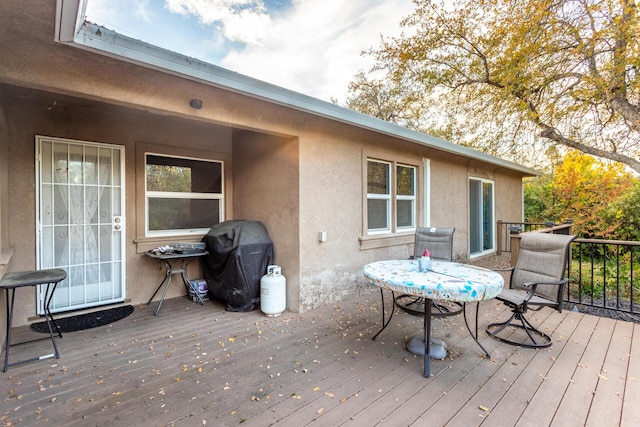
(1, 288, 639, 426)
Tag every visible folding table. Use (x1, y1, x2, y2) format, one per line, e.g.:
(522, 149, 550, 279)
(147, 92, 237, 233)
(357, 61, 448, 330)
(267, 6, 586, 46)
(0, 268, 66, 372)
(145, 251, 208, 316)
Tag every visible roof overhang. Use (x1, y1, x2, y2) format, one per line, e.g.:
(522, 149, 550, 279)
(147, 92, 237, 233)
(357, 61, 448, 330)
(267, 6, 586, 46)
(54, 0, 540, 177)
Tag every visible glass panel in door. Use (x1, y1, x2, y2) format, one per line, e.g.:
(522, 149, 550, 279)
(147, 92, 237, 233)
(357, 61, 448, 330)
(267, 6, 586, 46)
(36, 136, 126, 313)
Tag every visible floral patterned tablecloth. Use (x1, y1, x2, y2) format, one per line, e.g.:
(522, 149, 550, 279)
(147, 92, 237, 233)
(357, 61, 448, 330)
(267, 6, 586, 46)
(363, 259, 504, 302)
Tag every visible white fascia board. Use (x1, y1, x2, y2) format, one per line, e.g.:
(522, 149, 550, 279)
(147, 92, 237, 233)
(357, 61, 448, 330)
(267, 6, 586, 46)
(55, 1, 540, 177)
(55, 0, 87, 43)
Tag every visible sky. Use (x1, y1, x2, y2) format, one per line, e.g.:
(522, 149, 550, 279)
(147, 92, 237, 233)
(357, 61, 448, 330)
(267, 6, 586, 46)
(84, 0, 415, 103)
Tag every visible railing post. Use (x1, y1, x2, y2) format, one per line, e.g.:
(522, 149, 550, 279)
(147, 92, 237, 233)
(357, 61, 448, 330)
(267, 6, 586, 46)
(510, 231, 521, 266)
(497, 220, 504, 255)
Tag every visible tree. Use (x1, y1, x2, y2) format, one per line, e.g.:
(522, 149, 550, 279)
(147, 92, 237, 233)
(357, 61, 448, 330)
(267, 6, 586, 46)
(524, 151, 635, 238)
(604, 180, 640, 241)
(345, 70, 427, 131)
(349, 0, 640, 173)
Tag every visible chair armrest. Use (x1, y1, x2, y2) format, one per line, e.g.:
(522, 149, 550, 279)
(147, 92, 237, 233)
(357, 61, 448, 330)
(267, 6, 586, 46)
(520, 278, 569, 304)
(522, 278, 569, 288)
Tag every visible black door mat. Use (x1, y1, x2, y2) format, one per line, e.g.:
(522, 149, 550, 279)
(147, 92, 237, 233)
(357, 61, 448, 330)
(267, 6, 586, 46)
(30, 305, 134, 333)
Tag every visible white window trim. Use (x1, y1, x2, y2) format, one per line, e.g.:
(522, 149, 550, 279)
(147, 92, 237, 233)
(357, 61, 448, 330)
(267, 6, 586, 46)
(145, 152, 225, 238)
(365, 156, 418, 237)
(469, 176, 496, 258)
(423, 158, 431, 227)
(366, 159, 392, 234)
(395, 163, 417, 232)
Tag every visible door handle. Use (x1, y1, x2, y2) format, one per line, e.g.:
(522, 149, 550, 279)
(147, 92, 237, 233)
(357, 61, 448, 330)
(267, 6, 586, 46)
(113, 216, 123, 232)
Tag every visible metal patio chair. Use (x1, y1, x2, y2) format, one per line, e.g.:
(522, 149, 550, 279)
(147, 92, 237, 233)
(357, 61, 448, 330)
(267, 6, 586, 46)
(486, 232, 575, 348)
(394, 227, 461, 317)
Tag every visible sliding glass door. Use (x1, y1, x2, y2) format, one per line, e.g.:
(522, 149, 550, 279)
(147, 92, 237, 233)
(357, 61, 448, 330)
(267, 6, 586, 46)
(469, 178, 494, 256)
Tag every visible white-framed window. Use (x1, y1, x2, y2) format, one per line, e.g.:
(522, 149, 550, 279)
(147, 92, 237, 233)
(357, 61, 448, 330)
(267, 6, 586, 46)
(145, 153, 224, 237)
(469, 177, 495, 256)
(367, 158, 416, 234)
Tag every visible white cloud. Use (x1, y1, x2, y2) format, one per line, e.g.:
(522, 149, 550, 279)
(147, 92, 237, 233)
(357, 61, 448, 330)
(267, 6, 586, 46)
(86, 0, 414, 102)
(134, 0, 155, 24)
(219, 0, 414, 102)
(165, 0, 272, 44)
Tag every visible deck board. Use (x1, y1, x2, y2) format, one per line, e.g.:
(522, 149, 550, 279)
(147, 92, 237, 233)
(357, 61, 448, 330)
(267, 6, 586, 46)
(448, 307, 567, 426)
(621, 322, 640, 426)
(551, 316, 616, 427)
(586, 319, 633, 427)
(1, 291, 639, 426)
(482, 309, 574, 427)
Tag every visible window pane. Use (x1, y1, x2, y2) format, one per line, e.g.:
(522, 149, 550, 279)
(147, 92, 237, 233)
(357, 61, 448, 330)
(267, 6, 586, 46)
(367, 161, 389, 195)
(397, 199, 414, 228)
(148, 198, 220, 231)
(397, 165, 415, 196)
(367, 199, 389, 230)
(146, 155, 222, 193)
(483, 182, 494, 251)
(469, 179, 494, 254)
(469, 180, 481, 253)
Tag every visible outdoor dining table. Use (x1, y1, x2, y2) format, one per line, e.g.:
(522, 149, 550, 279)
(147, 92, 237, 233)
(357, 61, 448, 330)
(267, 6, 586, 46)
(363, 259, 504, 377)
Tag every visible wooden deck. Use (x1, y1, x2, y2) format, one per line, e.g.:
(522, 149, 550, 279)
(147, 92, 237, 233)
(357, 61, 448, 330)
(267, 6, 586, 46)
(1, 291, 639, 426)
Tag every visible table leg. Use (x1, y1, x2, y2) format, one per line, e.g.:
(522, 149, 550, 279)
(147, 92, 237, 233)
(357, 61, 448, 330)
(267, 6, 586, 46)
(146, 255, 207, 315)
(463, 302, 490, 357)
(3, 289, 13, 372)
(2, 284, 60, 372)
(424, 300, 431, 378)
(372, 289, 395, 341)
(154, 274, 173, 316)
(147, 259, 171, 305)
(43, 282, 60, 358)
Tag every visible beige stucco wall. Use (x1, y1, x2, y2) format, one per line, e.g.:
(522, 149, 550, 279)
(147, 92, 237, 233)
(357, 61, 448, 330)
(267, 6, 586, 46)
(232, 130, 301, 311)
(0, 100, 8, 340)
(0, 2, 528, 331)
(292, 126, 527, 311)
(1, 89, 240, 325)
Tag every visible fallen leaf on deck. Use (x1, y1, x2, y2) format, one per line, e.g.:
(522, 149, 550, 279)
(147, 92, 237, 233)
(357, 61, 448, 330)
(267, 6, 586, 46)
(479, 405, 490, 412)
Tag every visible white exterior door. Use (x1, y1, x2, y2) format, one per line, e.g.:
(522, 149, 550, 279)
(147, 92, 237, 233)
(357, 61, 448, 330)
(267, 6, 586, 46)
(36, 136, 126, 313)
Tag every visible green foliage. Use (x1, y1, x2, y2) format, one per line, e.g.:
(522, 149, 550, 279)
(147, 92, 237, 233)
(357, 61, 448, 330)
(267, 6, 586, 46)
(569, 251, 640, 303)
(523, 176, 552, 222)
(524, 151, 635, 239)
(601, 181, 640, 242)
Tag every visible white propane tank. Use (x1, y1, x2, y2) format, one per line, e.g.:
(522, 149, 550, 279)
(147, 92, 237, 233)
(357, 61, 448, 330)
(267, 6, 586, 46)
(260, 265, 286, 317)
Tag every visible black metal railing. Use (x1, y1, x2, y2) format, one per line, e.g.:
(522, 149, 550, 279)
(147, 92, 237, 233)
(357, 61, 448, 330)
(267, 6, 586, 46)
(568, 238, 640, 317)
(502, 221, 640, 318)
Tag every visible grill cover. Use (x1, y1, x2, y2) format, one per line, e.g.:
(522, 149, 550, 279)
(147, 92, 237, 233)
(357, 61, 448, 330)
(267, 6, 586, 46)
(201, 220, 274, 312)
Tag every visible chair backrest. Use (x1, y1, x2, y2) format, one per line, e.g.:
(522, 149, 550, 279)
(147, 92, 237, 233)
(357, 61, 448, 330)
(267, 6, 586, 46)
(511, 232, 576, 301)
(413, 227, 455, 261)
